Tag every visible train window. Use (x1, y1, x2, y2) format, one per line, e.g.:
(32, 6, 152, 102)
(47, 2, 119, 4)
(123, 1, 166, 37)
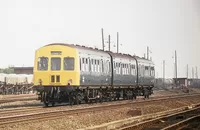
(88, 58, 91, 72)
(51, 58, 61, 71)
(131, 65, 134, 75)
(138, 64, 141, 76)
(38, 57, 48, 70)
(151, 67, 155, 76)
(97, 60, 99, 72)
(142, 65, 145, 76)
(99, 60, 102, 73)
(82, 58, 84, 64)
(85, 58, 87, 65)
(79, 58, 81, 71)
(109, 62, 111, 73)
(64, 57, 74, 70)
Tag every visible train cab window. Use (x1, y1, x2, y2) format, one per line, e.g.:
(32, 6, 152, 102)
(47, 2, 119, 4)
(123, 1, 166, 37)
(51, 58, 61, 70)
(64, 57, 74, 70)
(38, 57, 48, 70)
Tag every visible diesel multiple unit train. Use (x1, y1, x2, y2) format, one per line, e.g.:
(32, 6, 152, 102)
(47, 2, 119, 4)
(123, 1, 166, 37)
(34, 43, 155, 106)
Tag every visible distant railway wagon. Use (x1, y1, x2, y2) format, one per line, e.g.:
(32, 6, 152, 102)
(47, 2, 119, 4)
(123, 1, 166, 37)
(34, 43, 155, 106)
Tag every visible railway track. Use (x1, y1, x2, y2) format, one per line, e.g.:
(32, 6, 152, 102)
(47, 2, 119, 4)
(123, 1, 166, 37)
(165, 115, 200, 130)
(0, 93, 199, 117)
(0, 94, 200, 128)
(0, 95, 37, 104)
(119, 104, 200, 130)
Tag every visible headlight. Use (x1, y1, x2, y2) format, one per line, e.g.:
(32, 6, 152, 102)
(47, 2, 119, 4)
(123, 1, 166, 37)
(38, 79, 42, 85)
(68, 79, 72, 85)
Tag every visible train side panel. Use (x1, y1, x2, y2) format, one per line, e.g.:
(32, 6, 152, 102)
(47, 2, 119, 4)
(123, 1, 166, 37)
(137, 58, 155, 86)
(76, 48, 112, 86)
(112, 55, 137, 86)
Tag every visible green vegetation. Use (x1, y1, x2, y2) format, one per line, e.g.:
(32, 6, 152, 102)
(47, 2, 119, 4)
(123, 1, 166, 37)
(0, 66, 14, 74)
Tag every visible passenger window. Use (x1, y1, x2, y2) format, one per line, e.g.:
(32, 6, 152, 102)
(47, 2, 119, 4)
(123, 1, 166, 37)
(101, 60, 104, 73)
(51, 58, 61, 70)
(64, 57, 74, 70)
(38, 57, 48, 70)
(86, 58, 88, 64)
(82, 58, 85, 64)
(151, 67, 155, 76)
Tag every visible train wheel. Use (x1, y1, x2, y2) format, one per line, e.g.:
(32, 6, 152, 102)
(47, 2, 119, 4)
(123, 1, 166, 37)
(132, 94, 136, 100)
(69, 94, 74, 105)
(76, 93, 82, 104)
(43, 92, 49, 107)
(44, 102, 49, 107)
(84, 96, 89, 104)
(51, 102, 55, 107)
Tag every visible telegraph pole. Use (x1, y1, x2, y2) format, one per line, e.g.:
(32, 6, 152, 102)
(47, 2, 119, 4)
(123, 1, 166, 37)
(101, 28, 105, 51)
(147, 46, 149, 60)
(108, 35, 111, 51)
(117, 32, 119, 53)
(163, 60, 165, 87)
(196, 66, 198, 79)
(175, 50, 177, 87)
(186, 64, 188, 78)
(192, 67, 194, 79)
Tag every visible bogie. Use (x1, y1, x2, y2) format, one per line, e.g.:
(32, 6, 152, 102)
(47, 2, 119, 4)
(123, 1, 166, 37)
(37, 86, 153, 107)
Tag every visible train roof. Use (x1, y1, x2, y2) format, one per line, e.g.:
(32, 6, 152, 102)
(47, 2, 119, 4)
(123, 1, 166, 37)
(45, 43, 153, 62)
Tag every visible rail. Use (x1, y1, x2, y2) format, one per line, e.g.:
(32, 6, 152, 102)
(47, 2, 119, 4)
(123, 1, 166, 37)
(0, 94, 200, 128)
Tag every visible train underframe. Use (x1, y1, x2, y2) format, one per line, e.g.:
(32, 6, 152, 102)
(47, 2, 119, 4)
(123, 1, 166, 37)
(35, 85, 154, 107)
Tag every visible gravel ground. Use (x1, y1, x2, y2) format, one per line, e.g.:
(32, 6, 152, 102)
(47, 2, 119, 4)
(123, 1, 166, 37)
(0, 100, 41, 110)
(0, 93, 36, 99)
(1, 94, 200, 130)
(1, 87, 199, 110)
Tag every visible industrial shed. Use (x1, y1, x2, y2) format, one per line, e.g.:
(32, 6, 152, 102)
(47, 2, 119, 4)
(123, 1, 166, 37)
(13, 67, 33, 74)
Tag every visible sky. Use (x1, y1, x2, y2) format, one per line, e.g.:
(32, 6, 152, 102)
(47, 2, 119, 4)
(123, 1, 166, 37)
(0, 0, 200, 78)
